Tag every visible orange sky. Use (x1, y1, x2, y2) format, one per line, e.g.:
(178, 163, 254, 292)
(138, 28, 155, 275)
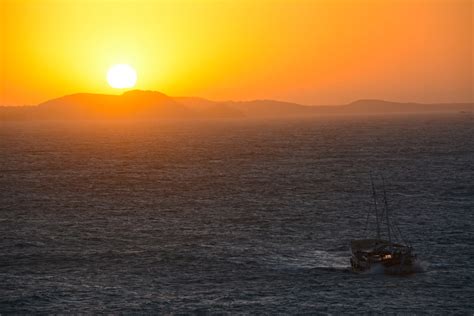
(0, 0, 472, 106)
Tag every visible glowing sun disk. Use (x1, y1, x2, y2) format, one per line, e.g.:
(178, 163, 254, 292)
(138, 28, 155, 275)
(107, 64, 137, 89)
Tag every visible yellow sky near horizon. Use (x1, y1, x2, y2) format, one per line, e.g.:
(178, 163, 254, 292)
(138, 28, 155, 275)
(0, 0, 472, 106)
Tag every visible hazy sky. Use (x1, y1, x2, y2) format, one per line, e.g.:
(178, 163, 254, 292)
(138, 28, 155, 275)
(1, 0, 472, 106)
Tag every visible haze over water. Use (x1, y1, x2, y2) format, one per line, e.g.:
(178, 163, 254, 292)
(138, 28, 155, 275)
(1, 114, 472, 313)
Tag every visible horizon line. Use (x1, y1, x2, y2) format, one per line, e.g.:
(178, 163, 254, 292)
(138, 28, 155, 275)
(2, 89, 473, 108)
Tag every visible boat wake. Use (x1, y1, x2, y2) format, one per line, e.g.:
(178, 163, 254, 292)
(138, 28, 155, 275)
(268, 250, 350, 271)
(413, 260, 427, 273)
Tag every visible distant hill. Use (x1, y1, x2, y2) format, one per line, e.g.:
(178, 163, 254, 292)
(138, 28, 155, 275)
(1, 90, 472, 121)
(338, 99, 473, 114)
(226, 100, 316, 117)
(34, 90, 191, 119)
(174, 97, 244, 118)
(0, 91, 189, 120)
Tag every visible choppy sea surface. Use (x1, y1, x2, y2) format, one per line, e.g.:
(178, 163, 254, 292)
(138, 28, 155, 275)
(1, 114, 473, 314)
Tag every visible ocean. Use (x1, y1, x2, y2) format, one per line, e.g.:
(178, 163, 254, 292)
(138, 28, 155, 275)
(1, 114, 473, 313)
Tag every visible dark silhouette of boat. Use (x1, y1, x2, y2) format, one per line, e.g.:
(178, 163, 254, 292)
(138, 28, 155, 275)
(350, 176, 417, 275)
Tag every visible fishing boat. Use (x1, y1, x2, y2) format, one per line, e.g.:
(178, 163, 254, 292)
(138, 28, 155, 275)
(350, 176, 417, 275)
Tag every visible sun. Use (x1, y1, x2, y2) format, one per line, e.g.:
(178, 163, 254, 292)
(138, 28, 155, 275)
(107, 64, 137, 89)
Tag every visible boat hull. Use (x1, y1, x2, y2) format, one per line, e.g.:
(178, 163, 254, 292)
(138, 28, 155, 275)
(350, 255, 416, 275)
(350, 238, 417, 275)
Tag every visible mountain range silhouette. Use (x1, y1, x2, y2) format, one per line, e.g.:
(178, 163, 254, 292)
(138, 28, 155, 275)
(1, 90, 472, 120)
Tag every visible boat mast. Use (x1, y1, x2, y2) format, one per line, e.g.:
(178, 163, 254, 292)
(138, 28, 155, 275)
(370, 174, 381, 239)
(381, 175, 392, 242)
